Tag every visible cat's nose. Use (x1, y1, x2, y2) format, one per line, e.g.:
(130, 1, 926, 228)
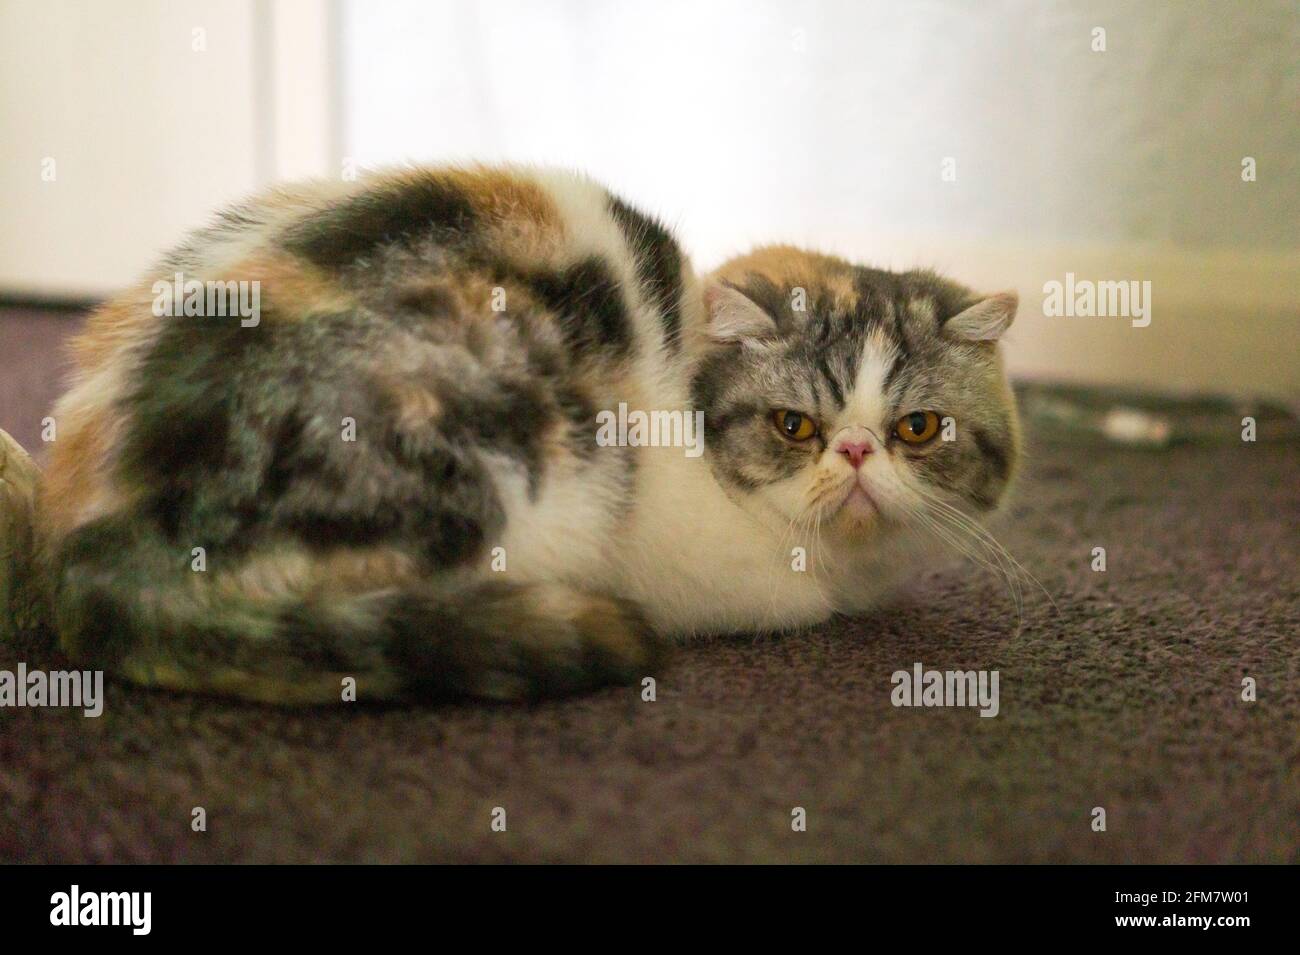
(834, 429, 876, 469)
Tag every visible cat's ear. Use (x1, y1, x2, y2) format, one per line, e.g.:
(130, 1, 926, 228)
(703, 280, 779, 344)
(943, 291, 1018, 342)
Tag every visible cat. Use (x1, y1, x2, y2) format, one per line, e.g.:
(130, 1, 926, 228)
(36, 165, 1020, 704)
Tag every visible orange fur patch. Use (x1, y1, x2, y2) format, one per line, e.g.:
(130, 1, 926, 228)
(443, 166, 561, 232)
(68, 283, 162, 372)
(36, 403, 126, 551)
(223, 252, 354, 323)
(711, 244, 860, 312)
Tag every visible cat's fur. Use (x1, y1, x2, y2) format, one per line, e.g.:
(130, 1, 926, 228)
(37, 165, 1019, 703)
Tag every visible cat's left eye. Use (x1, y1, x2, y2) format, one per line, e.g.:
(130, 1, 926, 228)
(894, 410, 940, 445)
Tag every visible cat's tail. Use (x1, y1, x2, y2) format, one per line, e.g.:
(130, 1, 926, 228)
(47, 517, 663, 705)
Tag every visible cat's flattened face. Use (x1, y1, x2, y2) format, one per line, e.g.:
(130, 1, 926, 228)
(692, 247, 1020, 542)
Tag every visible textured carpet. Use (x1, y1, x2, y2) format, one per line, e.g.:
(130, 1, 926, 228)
(0, 308, 1296, 863)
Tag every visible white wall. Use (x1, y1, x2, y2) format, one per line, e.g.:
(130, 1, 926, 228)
(0, 0, 336, 297)
(340, 0, 1299, 401)
(343, 0, 1298, 255)
(0, 0, 262, 296)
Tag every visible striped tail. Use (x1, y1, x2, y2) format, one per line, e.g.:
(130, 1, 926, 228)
(50, 516, 664, 705)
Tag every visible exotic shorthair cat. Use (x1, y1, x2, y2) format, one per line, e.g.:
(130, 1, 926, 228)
(38, 165, 1019, 704)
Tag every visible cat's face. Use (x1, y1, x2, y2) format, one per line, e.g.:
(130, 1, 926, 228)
(692, 246, 1019, 544)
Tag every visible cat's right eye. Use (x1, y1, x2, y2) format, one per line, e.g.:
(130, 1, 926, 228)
(773, 410, 818, 441)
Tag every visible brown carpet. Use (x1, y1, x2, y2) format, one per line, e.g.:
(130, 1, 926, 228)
(0, 307, 1296, 863)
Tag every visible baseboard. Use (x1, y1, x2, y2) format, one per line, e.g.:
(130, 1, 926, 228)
(0, 290, 101, 313)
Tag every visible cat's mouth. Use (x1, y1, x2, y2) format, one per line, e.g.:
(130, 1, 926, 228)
(805, 472, 886, 530)
(830, 477, 880, 520)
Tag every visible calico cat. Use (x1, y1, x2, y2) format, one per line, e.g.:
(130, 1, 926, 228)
(37, 165, 1019, 704)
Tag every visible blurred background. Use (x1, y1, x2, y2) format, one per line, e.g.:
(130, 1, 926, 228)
(1, 0, 1297, 404)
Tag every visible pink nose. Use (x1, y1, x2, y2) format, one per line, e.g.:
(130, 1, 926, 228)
(836, 440, 873, 469)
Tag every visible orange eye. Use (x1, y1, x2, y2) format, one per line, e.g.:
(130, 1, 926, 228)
(895, 410, 940, 444)
(773, 410, 818, 441)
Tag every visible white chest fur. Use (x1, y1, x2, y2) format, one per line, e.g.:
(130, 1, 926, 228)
(607, 444, 836, 635)
(488, 440, 834, 636)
